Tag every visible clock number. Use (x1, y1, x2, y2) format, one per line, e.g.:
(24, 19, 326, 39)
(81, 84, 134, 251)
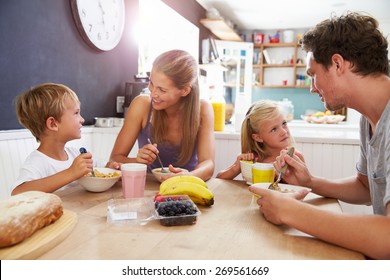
(71, 0, 125, 51)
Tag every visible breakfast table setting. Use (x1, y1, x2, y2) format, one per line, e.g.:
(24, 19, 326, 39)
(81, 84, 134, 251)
(0, 173, 364, 260)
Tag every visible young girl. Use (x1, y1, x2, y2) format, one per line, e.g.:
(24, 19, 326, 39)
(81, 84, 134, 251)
(216, 100, 294, 180)
(110, 50, 215, 181)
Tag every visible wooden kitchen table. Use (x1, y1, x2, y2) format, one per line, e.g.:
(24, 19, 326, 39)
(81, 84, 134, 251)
(38, 176, 364, 260)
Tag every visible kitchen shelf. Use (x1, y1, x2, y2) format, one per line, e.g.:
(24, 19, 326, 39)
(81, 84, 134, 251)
(253, 43, 309, 88)
(200, 18, 243, 42)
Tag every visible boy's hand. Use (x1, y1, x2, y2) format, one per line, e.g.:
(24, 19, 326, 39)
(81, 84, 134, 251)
(71, 152, 94, 179)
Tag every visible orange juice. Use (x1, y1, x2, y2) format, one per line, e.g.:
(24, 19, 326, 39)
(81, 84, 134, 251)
(252, 163, 275, 183)
(211, 102, 225, 131)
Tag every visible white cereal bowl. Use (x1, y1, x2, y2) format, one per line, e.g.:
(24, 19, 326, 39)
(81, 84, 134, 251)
(151, 167, 188, 183)
(79, 167, 121, 192)
(250, 183, 311, 199)
(240, 160, 254, 185)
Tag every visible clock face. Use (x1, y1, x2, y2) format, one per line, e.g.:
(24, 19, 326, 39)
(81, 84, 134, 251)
(71, 0, 125, 51)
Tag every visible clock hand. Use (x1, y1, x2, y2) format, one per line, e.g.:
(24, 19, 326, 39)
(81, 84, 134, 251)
(98, 1, 105, 25)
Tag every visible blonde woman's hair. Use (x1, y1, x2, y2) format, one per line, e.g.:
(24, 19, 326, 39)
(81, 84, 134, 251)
(241, 100, 294, 161)
(15, 83, 80, 142)
(151, 50, 200, 166)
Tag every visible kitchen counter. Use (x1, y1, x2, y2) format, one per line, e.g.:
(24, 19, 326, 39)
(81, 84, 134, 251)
(68, 119, 360, 145)
(36, 176, 364, 260)
(0, 121, 360, 199)
(216, 120, 359, 145)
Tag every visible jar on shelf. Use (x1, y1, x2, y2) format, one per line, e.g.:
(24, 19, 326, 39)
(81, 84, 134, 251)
(278, 98, 294, 122)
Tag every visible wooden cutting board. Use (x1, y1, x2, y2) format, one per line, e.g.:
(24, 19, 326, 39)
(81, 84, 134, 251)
(0, 209, 77, 260)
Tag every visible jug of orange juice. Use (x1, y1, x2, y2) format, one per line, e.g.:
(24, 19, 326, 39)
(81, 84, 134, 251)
(210, 86, 225, 131)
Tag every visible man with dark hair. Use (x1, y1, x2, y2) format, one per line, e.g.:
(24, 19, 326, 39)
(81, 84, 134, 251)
(250, 12, 390, 260)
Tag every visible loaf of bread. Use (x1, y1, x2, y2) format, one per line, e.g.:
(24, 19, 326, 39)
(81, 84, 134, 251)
(0, 191, 63, 248)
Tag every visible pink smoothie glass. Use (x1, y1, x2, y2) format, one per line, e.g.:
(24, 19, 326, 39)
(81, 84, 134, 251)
(120, 163, 147, 198)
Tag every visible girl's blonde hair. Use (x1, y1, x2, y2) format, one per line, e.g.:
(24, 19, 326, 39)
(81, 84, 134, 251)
(151, 50, 200, 166)
(15, 83, 80, 142)
(241, 100, 293, 161)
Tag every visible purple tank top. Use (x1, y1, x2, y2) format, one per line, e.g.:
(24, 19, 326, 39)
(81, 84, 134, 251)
(138, 103, 198, 172)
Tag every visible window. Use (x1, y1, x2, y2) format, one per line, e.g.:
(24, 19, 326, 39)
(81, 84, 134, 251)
(138, 0, 199, 76)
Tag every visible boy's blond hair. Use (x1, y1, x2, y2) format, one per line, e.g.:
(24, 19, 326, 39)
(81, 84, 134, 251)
(15, 83, 80, 142)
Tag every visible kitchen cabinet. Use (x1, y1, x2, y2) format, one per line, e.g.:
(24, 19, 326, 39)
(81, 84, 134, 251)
(200, 18, 243, 41)
(253, 43, 309, 88)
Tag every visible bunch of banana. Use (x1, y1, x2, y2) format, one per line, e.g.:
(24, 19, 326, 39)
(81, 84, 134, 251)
(159, 175, 214, 206)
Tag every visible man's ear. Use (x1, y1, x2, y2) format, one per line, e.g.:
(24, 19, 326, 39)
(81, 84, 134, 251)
(332, 54, 344, 73)
(46, 116, 59, 131)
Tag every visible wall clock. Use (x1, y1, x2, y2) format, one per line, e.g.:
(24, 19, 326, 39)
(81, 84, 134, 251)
(70, 0, 125, 51)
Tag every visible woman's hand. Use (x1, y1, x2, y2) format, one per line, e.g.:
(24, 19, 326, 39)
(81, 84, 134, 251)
(136, 142, 158, 165)
(106, 161, 121, 170)
(167, 164, 189, 174)
(157, 164, 190, 182)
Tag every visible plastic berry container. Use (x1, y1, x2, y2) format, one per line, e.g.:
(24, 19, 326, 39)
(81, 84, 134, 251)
(154, 195, 201, 226)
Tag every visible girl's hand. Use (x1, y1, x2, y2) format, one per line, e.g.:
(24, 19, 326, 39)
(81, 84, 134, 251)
(229, 152, 256, 174)
(238, 152, 257, 162)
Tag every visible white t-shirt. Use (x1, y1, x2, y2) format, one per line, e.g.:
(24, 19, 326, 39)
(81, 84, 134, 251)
(11, 147, 106, 192)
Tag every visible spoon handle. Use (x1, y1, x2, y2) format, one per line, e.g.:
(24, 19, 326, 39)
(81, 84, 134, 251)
(79, 147, 95, 177)
(147, 138, 167, 172)
(280, 147, 295, 174)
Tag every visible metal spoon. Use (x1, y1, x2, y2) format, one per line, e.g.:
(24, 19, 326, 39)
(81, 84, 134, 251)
(269, 147, 295, 191)
(79, 147, 95, 177)
(147, 138, 169, 173)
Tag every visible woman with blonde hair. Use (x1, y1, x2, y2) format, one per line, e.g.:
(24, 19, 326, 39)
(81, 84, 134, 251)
(217, 100, 294, 180)
(110, 50, 215, 181)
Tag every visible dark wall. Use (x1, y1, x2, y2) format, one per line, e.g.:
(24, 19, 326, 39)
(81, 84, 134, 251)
(0, 0, 139, 130)
(0, 0, 209, 131)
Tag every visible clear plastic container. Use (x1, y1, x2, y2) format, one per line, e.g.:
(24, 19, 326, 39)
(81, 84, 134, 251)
(107, 195, 201, 226)
(154, 195, 201, 226)
(107, 197, 155, 225)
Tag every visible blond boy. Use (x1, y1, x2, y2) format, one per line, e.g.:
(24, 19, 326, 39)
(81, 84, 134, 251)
(12, 83, 119, 195)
